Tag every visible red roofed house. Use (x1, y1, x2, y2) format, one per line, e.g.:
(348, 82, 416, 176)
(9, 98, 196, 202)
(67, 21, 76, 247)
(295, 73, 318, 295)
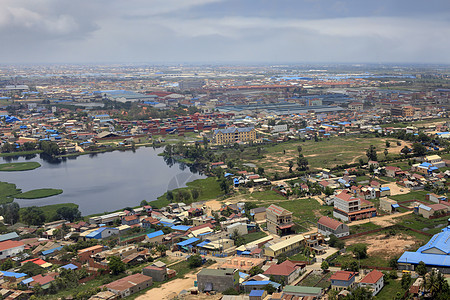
(0, 240, 24, 259)
(266, 204, 294, 236)
(30, 274, 55, 289)
(122, 215, 140, 226)
(359, 270, 384, 296)
(263, 260, 303, 284)
(385, 166, 401, 177)
(317, 216, 349, 238)
(333, 191, 376, 222)
(331, 271, 358, 291)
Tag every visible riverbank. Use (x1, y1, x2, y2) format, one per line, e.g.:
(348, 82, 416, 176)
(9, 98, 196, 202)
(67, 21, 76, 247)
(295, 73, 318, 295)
(16, 188, 63, 199)
(0, 162, 41, 171)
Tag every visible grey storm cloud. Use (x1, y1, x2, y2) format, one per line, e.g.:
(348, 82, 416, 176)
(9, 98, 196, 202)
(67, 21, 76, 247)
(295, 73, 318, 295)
(0, 0, 449, 64)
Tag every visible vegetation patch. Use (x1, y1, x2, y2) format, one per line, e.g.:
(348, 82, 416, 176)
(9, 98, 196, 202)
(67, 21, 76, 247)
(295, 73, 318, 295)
(19, 203, 79, 223)
(349, 222, 382, 235)
(0, 182, 21, 204)
(241, 231, 268, 244)
(16, 188, 63, 199)
(0, 162, 41, 171)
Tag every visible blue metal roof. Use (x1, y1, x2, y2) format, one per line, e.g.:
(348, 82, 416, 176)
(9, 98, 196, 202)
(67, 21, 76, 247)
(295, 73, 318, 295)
(177, 237, 199, 247)
(1, 271, 27, 278)
(242, 280, 281, 289)
(146, 230, 164, 239)
(61, 263, 78, 270)
(42, 246, 63, 255)
(239, 272, 250, 279)
(197, 240, 210, 248)
(380, 187, 390, 191)
(250, 290, 265, 297)
(392, 204, 400, 208)
(417, 227, 450, 254)
(21, 277, 34, 284)
(418, 204, 431, 212)
(398, 251, 450, 267)
(171, 225, 191, 231)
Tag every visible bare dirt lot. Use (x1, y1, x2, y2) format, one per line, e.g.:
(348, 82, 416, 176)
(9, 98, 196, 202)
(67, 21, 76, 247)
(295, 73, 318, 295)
(345, 233, 419, 257)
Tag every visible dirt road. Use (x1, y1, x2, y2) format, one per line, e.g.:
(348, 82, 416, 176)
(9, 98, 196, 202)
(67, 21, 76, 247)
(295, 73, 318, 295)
(349, 210, 412, 227)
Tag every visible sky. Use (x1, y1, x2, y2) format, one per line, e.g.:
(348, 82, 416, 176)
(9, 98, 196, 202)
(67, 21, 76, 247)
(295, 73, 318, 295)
(1, 0, 449, 64)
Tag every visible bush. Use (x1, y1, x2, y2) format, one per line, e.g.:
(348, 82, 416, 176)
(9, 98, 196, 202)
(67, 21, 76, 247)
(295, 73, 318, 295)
(222, 288, 239, 295)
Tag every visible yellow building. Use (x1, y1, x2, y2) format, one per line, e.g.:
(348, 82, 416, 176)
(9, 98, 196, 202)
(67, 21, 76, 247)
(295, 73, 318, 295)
(212, 127, 256, 145)
(264, 235, 304, 258)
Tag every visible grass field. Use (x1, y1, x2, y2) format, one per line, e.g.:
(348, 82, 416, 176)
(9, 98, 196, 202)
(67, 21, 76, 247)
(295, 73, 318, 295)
(248, 190, 286, 201)
(0, 182, 21, 204)
(242, 231, 268, 244)
(16, 188, 63, 199)
(247, 136, 405, 174)
(349, 222, 382, 235)
(0, 162, 41, 171)
(376, 279, 405, 300)
(152, 177, 222, 208)
(389, 190, 429, 202)
(392, 213, 449, 235)
(258, 198, 333, 230)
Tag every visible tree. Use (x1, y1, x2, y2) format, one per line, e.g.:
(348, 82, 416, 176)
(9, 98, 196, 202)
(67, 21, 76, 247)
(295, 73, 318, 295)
(1, 202, 20, 224)
(385, 141, 390, 148)
(352, 244, 368, 259)
(219, 179, 230, 194)
(321, 261, 329, 272)
(257, 167, 265, 175)
(297, 155, 309, 171)
(358, 158, 364, 166)
(187, 254, 203, 268)
(264, 283, 276, 294)
(288, 160, 294, 173)
(401, 146, 410, 155)
(388, 257, 399, 269)
(249, 266, 264, 276)
(416, 261, 427, 277)
(57, 206, 81, 222)
(1, 258, 13, 270)
(401, 272, 412, 290)
(222, 287, 239, 295)
(20, 262, 45, 276)
(20, 206, 46, 226)
(140, 200, 148, 206)
(384, 148, 389, 159)
(412, 142, 426, 156)
(366, 145, 377, 161)
(345, 286, 373, 300)
(166, 190, 174, 202)
(191, 188, 200, 200)
(108, 256, 125, 275)
(297, 145, 302, 154)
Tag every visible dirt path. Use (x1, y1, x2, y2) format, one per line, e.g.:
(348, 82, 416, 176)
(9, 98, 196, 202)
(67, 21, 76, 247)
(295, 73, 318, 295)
(349, 210, 412, 227)
(136, 263, 219, 300)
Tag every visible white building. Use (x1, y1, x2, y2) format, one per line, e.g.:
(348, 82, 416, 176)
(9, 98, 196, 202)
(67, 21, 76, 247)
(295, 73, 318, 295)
(359, 270, 384, 296)
(0, 241, 25, 259)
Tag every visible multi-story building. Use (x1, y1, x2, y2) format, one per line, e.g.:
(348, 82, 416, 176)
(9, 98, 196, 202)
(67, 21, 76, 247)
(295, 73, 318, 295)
(333, 191, 377, 222)
(197, 268, 239, 293)
(212, 127, 256, 145)
(264, 235, 305, 258)
(359, 270, 384, 296)
(266, 204, 294, 236)
(317, 216, 349, 238)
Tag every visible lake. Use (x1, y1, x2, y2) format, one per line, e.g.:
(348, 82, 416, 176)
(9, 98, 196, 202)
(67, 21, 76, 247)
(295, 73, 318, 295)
(0, 147, 205, 215)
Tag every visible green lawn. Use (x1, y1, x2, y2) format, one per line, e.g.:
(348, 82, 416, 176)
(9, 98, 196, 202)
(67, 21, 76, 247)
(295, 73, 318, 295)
(260, 198, 333, 229)
(349, 222, 382, 235)
(0, 181, 21, 204)
(376, 279, 405, 300)
(249, 190, 286, 201)
(392, 213, 450, 235)
(152, 177, 222, 208)
(390, 190, 430, 202)
(0, 150, 43, 157)
(0, 162, 41, 171)
(242, 231, 268, 244)
(16, 188, 63, 199)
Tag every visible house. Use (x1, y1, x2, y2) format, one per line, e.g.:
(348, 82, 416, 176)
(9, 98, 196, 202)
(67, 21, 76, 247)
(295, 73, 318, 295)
(122, 215, 140, 226)
(281, 286, 323, 298)
(379, 197, 399, 213)
(141, 217, 159, 228)
(85, 227, 119, 240)
(78, 245, 105, 262)
(197, 268, 239, 292)
(333, 191, 376, 222)
(30, 274, 55, 289)
(220, 256, 265, 273)
(227, 223, 248, 236)
(0, 232, 19, 242)
(143, 264, 167, 282)
(249, 289, 267, 300)
(416, 203, 448, 219)
(263, 260, 303, 285)
(212, 127, 257, 145)
(425, 155, 446, 168)
(317, 216, 349, 238)
(106, 273, 153, 298)
(0, 240, 24, 259)
(264, 235, 304, 258)
(266, 204, 294, 236)
(330, 271, 358, 291)
(250, 207, 266, 222)
(145, 230, 164, 244)
(379, 187, 391, 197)
(385, 166, 401, 177)
(359, 270, 384, 296)
(398, 226, 450, 273)
(426, 193, 448, 204)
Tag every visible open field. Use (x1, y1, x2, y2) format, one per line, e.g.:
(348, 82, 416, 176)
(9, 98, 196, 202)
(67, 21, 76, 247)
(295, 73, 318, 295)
(16, 188, 63, 199)
(242, 231, 268, 244)
(298, 271, 331, 289)
(392, 213, 449, 235)
(377, 279, 404, 300)
(0, 182, 21, 204)
(247, 136, 408, 174)
(349, 222, 382, 235)
(152, 177, 222, 208)
(0, 162, 41, 171)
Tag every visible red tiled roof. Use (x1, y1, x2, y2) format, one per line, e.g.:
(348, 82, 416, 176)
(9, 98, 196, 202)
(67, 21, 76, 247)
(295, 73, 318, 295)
(428, 204, 448, 211)
(264, 260, 297, 276)
(267, 204, 291, 217)
(106, 274, 152, 292)
(360, 270, 383, 284)
(0, 240, 24, 251)
(318, 216, 343, 230)
(123, 215, 138, 222)
(32, 274, 54, 285)
(330, 271, 357, 281)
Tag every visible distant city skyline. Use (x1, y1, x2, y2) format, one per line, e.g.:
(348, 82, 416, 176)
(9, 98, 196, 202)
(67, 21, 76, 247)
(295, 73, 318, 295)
(1, 0, 449, 64)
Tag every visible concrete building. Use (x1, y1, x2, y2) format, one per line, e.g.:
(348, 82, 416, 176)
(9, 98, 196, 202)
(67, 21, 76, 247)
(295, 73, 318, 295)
(197, 268, 239, 292)
(106, 274, 152, 298)
(379, 197, 399, 213)
(212, 127, 257, 145)
(359, 270, 384, 296)
(330, 271, 358, 291)
(227, 223, 248, 237)
(266, 204, 294, 236)
(333, 191, 377, 222)
(416, 203, 448, 219)
(264, 235, 304, 258)
(220, 256, 265, 272)
(263, 260, 303, 285)
(317, 216, 349, 238)
(0, 241, 24, 259)
(250, 207, 266, 222)
(143, 264, 167, 282)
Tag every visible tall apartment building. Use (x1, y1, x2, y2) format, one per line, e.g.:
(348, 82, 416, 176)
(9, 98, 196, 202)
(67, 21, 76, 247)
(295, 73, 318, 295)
(333, 191, 377, 222)
(266, 204, 294, 236)
(212, 127, 256, 145)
